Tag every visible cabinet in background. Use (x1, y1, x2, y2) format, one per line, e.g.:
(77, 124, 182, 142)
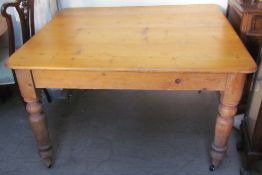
(227, 0, 262, 171)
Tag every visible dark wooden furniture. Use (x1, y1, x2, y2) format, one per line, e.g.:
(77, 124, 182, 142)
(228, 0, 262, 111)
(1, 0, 51, 102)
(0, 15, 7, 36)
(238, 49, 262, 174)
(1, 0, 35, 56)
(227, 0, 262, 173)
(240, 92, 262, 172)
(227, 0, 262, 60)
(0, 14, 10, 101)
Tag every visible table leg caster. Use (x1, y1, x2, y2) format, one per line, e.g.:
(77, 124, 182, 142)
(41, 157, 53, 168)
(209, 164, 215, 171)
(39, 148, 54, 168)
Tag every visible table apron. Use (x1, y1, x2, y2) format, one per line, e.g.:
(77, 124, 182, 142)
(31, 70, 228, 91)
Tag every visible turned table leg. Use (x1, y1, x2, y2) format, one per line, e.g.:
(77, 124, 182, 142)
(210, 74, 246, 171)
(15, 70, 53, 168)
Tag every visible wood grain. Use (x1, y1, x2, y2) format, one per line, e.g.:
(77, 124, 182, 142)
(7, 5, 256, 73)
(32, 70, 228, 90)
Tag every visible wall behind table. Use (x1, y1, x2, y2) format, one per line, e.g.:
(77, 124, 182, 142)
(58, 0, 228, 10)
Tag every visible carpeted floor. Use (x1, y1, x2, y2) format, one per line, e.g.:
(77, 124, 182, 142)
(0, 90, 247, 175)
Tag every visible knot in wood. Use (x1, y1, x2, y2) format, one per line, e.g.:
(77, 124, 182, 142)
(175, 79, 182, 84)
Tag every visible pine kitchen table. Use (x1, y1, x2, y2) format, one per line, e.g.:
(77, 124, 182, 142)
(6, 4, 257, 170)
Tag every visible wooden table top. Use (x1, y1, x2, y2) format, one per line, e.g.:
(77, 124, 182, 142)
(7, 5, 256, 73)
(0, 15, 7, 36)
